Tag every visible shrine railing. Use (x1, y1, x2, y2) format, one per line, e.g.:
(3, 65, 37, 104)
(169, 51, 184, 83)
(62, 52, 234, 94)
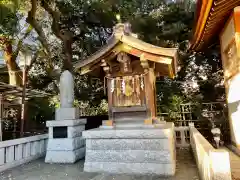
(108, 75, 146, 107)
(174, 126, 190, 148)
(0, 134, 48, 172)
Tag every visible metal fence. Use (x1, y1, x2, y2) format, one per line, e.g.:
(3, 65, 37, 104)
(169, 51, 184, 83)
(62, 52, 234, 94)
(157, 102, 230, 142)
(79, 101, 230, 142)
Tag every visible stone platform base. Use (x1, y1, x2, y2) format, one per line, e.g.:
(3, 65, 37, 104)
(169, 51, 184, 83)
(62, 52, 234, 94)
(45, 147, 85, 163)
(84, 162, 175, 175)
(82, 122, 176, 175)
(45, 119, 86, 164)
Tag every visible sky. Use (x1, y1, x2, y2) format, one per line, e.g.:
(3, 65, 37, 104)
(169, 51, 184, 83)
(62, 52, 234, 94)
(0, 52, 4, 65)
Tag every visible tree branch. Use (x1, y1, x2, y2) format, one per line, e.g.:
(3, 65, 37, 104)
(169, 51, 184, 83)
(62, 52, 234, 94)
(26, 0, 51, 58)
(41, 0, 73, 71)
(41, 0, 61, 38)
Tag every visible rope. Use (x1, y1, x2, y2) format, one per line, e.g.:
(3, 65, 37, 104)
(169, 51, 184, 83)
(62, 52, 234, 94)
(104, 72, 149, 80)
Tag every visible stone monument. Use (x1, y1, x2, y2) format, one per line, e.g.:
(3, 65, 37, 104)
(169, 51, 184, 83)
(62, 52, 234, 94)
(45, 70, 86, 163)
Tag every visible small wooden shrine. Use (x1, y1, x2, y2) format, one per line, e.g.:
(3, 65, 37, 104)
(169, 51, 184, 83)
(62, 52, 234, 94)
(75, 23, 178, 126)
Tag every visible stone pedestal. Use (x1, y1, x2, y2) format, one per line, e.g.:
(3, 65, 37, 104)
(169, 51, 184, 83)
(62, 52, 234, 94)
(82, 122, 176, 176)
(45, 107, 86, 163)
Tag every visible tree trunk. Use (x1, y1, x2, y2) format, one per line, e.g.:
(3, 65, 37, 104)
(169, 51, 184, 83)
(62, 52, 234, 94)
(3, 40, 22, 86)
(63, 39, 73, 71)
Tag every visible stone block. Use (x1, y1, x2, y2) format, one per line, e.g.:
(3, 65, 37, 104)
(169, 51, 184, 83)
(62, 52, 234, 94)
(46, 119, 86, 127)
(85, 149, 174, 163)
(47, 137, 85, 151)
(0, 148, 4, 165)
(6, 146, 14, 163)
(55, 108, 79, 120)
(86, 139, 173, 151)
(68, 125, 85, 138)
(84, 162, 175, 176)
(15, 144, 23, 161)
(30, 141, 39, 156)
(45, 147, 85, 163)
(39, 140, 45, 154)
(23, 142, 31, 158)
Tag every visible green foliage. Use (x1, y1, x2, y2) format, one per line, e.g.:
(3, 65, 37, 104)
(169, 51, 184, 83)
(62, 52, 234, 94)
(48, 95, 108, 116)
(32, 0, 224, 120)
(0, 0, 226, 125)
(0, 0, 20, 22)
(27, 97, 55, 124)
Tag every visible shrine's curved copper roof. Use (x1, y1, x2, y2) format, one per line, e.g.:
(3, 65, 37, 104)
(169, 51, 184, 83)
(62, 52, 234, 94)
(190, 0, 240, 51)
(74, 23, 178, 78)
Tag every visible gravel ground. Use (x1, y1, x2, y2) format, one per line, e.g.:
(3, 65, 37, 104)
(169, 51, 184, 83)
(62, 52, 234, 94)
(0, 148, 199, 180)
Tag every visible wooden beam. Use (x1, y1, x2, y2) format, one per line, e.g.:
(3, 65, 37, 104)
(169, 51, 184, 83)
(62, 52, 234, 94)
(140, 54, 149, 71)
(122, 44, 172, 64)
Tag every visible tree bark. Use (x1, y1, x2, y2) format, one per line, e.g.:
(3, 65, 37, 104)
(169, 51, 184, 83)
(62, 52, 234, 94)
(2, 40, 22, 86)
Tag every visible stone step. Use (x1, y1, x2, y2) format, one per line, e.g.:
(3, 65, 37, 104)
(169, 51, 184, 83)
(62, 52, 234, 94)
(85, 149, 174, 163)
(114, 121, 145, 127)
(114, 124, 154, 128)
(103, 120, 144, 126)
(82, 124, 174, 139)
(84, 161, 175, 176)
(86, 139, 173, 151)
(100, 123, 167, 129)
(114, 118, 146, 123)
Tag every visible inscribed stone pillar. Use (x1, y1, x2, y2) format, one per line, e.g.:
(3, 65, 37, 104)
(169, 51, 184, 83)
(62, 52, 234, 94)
(60, 70, 74, 108)
(55, 70, 78, 121)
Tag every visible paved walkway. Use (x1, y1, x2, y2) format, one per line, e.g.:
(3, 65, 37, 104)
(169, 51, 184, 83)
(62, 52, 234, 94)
(0, 149, 199, 180)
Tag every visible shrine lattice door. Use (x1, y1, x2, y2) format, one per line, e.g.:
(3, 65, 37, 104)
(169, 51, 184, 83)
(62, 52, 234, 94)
(110, 75, 146, 107)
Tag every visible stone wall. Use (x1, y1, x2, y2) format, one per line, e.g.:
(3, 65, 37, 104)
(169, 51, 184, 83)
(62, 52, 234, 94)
(0, 134, 48, 172)
(190, 127, 232, 180)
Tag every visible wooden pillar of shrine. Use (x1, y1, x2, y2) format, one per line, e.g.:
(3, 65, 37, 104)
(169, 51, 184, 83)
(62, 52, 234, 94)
(220, 7, 240, 149)
(140, 55, 157, 124)
(143, 68, 156, 124)
(102, 60, 114, 126)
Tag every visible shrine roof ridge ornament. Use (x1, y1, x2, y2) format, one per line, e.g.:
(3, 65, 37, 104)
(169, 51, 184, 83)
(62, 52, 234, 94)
(190, 0, 240, 51)
(73, 22, 179, 78)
